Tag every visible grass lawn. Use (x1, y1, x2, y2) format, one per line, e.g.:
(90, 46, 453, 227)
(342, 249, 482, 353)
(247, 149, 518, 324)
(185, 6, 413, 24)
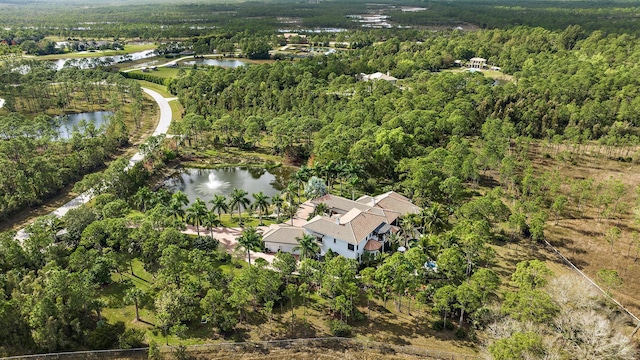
(169, 99, 183, 122)
(100, 259, 158, 331)
(137, 80, 173, 98)
(216, 213, 279, 228)
(130, 67, 181, 79)
(98, 251, 479, 355)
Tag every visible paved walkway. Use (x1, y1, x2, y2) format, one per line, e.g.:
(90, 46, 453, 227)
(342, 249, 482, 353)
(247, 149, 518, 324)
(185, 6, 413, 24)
(182, 224, 275, 264)
(15, 87, 174, 242)
(291, 200, 315, 227)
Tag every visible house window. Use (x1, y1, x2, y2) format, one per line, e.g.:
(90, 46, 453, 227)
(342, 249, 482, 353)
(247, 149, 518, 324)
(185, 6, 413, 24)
(347, 243, 355, 251)
(316, 236, 323, 243)
(333, 238, 336, 244)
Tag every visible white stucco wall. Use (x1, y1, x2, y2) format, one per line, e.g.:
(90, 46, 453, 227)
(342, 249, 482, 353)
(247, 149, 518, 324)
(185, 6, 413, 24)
(264, 242, 298, 255)
(315, 234, 367, 261)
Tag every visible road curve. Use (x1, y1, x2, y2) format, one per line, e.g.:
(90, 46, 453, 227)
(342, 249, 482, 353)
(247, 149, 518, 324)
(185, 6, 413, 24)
(15, 87, 174, 241)
(127, 88, 174, 169)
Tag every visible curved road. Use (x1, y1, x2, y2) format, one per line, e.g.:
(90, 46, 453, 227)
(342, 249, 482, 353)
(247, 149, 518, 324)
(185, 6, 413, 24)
(15, 87, 174, 241)
(127, 88, 175, 169)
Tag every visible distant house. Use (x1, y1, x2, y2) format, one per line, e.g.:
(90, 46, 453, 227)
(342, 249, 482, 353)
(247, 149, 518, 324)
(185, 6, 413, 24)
(283, 33, 308, 44)
(359, 72, 398, 84)
(468, 57, 486, 69)
(262, 192, 419, 262)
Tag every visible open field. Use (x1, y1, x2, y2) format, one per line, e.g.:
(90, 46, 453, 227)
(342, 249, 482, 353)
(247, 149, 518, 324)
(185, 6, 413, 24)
(441, 68, 514, 83)
(136, 80, 174, 98)
(489, 141, 640, 317)
(129, 67, 181, 79)
(169, 99, 183, 122)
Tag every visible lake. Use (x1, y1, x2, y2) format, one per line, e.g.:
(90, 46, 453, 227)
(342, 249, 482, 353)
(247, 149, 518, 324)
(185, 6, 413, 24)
(51, 50, 156, 70)
(164, 166, 295, 204)
(180, 58, 247, 68)
(55, 111, 113, 139)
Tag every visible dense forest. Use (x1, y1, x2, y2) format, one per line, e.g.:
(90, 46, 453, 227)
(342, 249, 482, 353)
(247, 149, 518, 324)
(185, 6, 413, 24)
(0, 64, 146, 219)
(2, 0, 640, 42)
(170, 26, 640, 180)
(2, 0, 640, 359)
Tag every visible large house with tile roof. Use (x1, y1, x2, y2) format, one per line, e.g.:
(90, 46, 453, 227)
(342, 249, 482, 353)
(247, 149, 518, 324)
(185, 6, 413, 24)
(261, 224, 305, 254)
(262, 191, 420, 261)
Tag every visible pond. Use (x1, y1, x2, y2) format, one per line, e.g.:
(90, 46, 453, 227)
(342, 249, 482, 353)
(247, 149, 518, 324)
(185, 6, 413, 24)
(164, 166, 295, 204)
(51, 50, 156, 70)
(55, 111, 113, 139)
(180, 58, 247, 68)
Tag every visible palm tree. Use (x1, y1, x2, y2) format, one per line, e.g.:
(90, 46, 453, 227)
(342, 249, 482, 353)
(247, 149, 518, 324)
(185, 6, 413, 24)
(133, 186, 153, 212)
(271, 194, 284, 222)
(169, 190, 189, 220)
(386, 232, 402, 252)
(203, 211, 222, 241)
(420, 203, 449, 235)
(293, 234, 321, 260)
(400, 216, 416, 247)
(416, 234, 437, 258)
(237, 226, 263, 266)
(348, 176, 361, 201)
(310, 202, 328, 220)
(322, 161, 338, 189)
(287, 203, 298, 226)
(292, 170, 306, 201)
(229, 188, 251, 226)
(186, 198, 208, 236)
(252, 191, 270, 225)
(285, 182, 299, 205)
(209, 194, 229, 219)
(172, 190, 189, 208)
(298, 165, 313, 181)
(337, 161, 350, 195)
(168, 200, 185, 221)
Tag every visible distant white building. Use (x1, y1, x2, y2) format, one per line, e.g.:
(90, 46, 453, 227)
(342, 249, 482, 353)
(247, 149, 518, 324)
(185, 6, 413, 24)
(359, 72, 398, 84)
(468, 57, 486, 69)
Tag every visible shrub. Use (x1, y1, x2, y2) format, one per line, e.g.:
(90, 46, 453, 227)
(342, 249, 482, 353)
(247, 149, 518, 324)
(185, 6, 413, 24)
(328, 320, 352, 337)
(119, 328, 146, 349)
(352, 309, 366, 321)
(455, 328, 467, 339)
(148, 341, 161, 360)
(88, 321, 125, 349)
(432, 320, 454, 331)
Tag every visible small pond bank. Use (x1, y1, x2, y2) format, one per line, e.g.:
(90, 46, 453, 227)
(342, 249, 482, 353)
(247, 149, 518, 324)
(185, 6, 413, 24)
(164, 165, 295, 203)
(54, 111, 113, 139)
